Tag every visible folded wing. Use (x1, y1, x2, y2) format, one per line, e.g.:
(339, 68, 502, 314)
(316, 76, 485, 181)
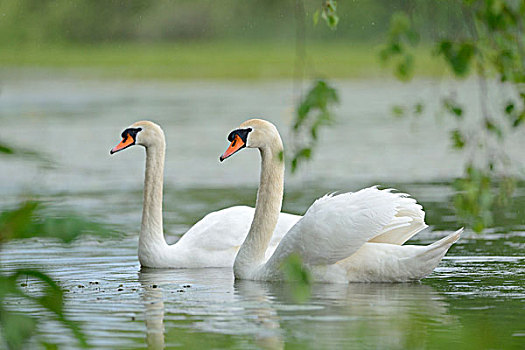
(265, 186, 426, 269)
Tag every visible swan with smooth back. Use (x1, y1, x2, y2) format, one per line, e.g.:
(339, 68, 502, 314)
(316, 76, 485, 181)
(110, 121, 301, 268)
(220, 119, 462, 282)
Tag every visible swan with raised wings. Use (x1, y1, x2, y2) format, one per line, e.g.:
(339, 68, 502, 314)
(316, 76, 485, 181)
(110, 121, 301, 268)
(219, 119, 461, 282)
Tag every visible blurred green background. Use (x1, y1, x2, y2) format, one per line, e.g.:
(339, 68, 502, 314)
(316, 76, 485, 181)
(0, 0, 459, 79)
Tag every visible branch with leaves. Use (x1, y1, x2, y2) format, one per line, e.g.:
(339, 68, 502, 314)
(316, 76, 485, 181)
(381, 0, 525, 232)
(289, 1, 340, 173)
(290, 79, 339, 172)
(0, 200, 117, 348)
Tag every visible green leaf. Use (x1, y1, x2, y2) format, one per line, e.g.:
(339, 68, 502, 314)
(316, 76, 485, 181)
(484, 118, 503, 139)
(513, 111, 525, 128)
(453, 164, 498, 233)
(41, 342, 59, 350)
(504, 102, 514, 115)
(0, 201, 39, 242)
(0, 308, 37, 350)
(437, 40, 476, 77)
(395, 54, 414, 80)
(280, 253, 311, 302)
(390, 12, 411, 37)
(413, 102, 424, 115)
(321, 0, 339, 30)
(451, 129, 466, 149)
(313, 10, 320, 26)
(11, 269, 64, 314)
(391, 105, 405, 118)
(291, 79, 339, 172)
(291, 158, 298, 173)
(298, 147, 311, 159)
(0, 140, 52, 166)
(0, 143, 14, 154)
(503, 102, 525, 128)
(0, 201, 117, 243)
(7, 269, 88, 348)
(443, 98, 463, 118)
(380, 11, 419, 81)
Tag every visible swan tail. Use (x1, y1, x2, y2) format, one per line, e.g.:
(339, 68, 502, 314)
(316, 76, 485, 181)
(408, 228, 463, 279)
(428, 228, 462, 249)
(342, 229, 461, 282)
(418, 227, 462, 259)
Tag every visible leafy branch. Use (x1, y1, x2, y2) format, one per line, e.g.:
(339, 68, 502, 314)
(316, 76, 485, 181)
(290, 79, 339, 172)
(381, 0, 525, 232)
(0, 200, 117, 348)
(379, 12, 420, 81)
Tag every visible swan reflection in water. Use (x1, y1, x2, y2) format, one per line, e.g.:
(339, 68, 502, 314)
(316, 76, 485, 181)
(139, 269, 166, 349)
(138, 268, 456, 349)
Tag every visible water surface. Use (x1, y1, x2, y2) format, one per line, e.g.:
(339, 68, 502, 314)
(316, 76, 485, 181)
(1, 76, 524, 349)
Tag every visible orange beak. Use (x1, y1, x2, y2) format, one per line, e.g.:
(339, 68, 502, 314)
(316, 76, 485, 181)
(110, 134, 135, 154)
(220, 134, 245, 162)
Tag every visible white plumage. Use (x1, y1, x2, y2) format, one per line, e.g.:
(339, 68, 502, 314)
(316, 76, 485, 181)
(110, 121, 301, 268)
(222, 119, 461, 283)
(147, 206, 300, 268)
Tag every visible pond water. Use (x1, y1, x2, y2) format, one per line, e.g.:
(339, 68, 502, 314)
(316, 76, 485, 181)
(1, 76, 524, 349)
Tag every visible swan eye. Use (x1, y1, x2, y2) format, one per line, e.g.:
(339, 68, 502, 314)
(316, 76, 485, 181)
(227, 128, 252, 143)
(121, 127, 142, 139)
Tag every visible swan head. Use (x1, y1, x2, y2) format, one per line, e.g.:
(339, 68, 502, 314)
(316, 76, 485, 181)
(110, 121, 165, 154)
(220, 119, 281, 161)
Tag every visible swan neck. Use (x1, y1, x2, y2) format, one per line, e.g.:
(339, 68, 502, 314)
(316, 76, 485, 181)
(234, 142, 284, 277)
(140, 140, 167, 251)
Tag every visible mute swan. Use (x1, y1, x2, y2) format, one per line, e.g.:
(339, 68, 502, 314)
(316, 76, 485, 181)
(110, 121, 301, 268)
(219, 119, 461, 283)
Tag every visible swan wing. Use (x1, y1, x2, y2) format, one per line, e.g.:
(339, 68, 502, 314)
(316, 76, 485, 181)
(368, 191, 427, 245)
(267, 211, 303, 258)
(177, 206, 254, 251)
(267, 186, 424, 267)
(177, 206, 300, 256)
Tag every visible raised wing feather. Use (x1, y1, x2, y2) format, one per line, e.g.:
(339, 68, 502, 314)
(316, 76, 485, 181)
(265, 186, 421, 268)
(368, 195, 427, 245)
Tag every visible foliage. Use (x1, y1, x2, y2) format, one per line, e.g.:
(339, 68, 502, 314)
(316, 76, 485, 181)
(381, 0, 525, 232)
(0, 201, 112, 243)
(290, 79, 339, 173)
(0, 269, 87, 349)
(313, 0, 339, 30)
(0, 198, 116, 348)
(291, 0, 523, 232)
(453, 165, 515, 232)
(0, 100, 117, 349)
(0, 140, 53, 167)
(280, 253, 312, 302)
(0, 143, 14, 155)
(379, 11, 420, 81)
